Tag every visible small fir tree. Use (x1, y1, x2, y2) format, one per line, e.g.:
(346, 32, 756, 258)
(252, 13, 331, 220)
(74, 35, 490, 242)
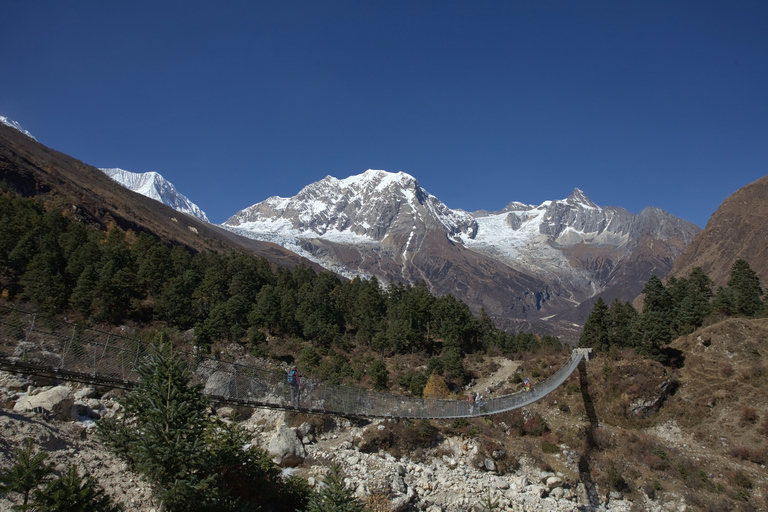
(305, 464, 366, 512)
(99, 342, 308, 512)
(0, 437, 54, 511)
(32, 465, 123, 512)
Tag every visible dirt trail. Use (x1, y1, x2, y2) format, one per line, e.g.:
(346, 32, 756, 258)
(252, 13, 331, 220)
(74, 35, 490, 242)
(468, 357, 521, 395)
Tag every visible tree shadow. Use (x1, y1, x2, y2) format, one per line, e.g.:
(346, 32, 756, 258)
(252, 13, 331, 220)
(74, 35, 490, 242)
(577, 360, 601, 510)
(660, 347, 685, 369)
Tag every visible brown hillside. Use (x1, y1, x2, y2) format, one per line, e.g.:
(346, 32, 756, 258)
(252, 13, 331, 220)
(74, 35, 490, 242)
(670, 175, 768, 287)
(0, 124, 320, 270)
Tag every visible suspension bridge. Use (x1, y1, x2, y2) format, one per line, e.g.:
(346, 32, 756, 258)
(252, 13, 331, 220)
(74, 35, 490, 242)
(0, 304, 591, 419)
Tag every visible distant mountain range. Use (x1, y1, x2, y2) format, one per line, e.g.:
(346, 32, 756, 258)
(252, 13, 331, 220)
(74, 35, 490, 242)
(0, 116, 719, 341)
(223, 169, 701, 339)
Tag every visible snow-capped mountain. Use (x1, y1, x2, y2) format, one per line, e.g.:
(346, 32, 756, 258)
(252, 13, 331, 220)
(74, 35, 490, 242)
(226, 169, 476, 247)
(0, 116, 36, 140)
(100, 168, 209, 222)
(225, 169, 701, 339)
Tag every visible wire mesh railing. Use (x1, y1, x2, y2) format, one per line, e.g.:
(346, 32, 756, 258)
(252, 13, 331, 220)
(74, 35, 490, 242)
(0, 304, 589, 419)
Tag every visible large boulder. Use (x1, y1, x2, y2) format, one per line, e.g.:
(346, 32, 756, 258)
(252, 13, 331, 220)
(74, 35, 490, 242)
(204, 371, 236, 398)
(267, 424, 306, 467)
(14, 386, 74, 420)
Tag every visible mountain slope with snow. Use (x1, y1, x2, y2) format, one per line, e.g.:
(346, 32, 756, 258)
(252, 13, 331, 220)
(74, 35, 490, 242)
(0, 116, 36, 141)
(100, 167, 209, 222)
(224, 170, 701, 339)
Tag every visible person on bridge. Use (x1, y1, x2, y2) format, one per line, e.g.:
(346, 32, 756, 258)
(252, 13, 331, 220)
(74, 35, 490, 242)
(288, 367, 301, 407)
(468, 392, 477, 415)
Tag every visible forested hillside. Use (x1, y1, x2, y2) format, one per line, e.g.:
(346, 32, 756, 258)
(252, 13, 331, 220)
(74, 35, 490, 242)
(0, 190, 560, 394)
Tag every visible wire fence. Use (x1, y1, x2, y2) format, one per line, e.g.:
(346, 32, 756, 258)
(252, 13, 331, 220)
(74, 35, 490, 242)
(0, 304, 589, 419)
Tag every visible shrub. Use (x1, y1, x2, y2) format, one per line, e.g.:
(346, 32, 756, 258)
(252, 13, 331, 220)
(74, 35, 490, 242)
(522, 414, 549, 437)
(606, 463, 628, 492)
(730, 446, 767, 465)
(729, 470, 753, 499)
(367, 359, 389, 390)
(541, 440, 560, 454)
(741, 406, 759, 425)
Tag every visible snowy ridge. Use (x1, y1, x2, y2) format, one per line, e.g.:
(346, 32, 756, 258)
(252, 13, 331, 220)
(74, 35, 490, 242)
(225, 169, 477, 243)
(1, 116, 36, 141)
(100, 168, 209, 222)
(225, 226, 370, 280)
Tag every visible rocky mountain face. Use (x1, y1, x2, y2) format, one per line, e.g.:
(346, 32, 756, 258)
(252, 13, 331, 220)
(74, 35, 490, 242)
(669, 175, 768, 287)
(100, 167, 209, 222)
(225, 170, 701, 340)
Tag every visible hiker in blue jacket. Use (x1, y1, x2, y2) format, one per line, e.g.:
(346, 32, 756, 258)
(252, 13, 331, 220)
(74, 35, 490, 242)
(288, 367, 301, 407)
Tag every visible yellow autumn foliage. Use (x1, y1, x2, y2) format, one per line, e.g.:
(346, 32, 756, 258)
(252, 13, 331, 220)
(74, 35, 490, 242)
(422, 373, 451, 398)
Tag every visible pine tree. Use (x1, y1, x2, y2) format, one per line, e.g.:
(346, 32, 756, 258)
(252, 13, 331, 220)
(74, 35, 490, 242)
(728, 259, 764, 317)
(305, 464, 366, 512)
(368, 359, 389, 390)
(605, 299, 639, 348)
(32, 465, 123, 512)
(635, 275, 674, 358)
(98, 343, 309, 512)
(0, 437, 53, 511)
(579, 297, 609, 352)
(98, 344, 219, 511)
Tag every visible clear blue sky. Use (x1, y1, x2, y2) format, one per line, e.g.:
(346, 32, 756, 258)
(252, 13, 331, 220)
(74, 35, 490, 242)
(3, 1, 767, 227)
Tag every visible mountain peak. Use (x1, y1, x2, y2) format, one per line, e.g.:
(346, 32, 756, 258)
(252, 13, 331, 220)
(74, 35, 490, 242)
(338, 169, 418, 190)
(100, 167, 209, 222)
(0, 116, 36, 141)
(564, 188, 597, 209)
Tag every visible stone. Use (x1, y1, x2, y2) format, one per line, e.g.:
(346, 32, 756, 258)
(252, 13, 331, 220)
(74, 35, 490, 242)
(267, 424, 306, 467)
(392, 475, 407, 494)
(74, 386, 97, 400)
(14, 385, 74, 420)
(297, 421, 314, 438)
(483, 458, 496, 472)
(1, 375, 32, 391)
(546, 476, 563, 489)
(216, 406, 235, 419)
(204, 371, 236, 398)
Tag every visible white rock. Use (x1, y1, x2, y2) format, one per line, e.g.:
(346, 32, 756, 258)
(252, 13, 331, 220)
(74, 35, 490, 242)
(14, 385, 74, 420)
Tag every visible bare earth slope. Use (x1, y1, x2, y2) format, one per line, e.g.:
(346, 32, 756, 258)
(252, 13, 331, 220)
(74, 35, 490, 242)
(0, 124, 320, 270)
(670, 174, 768, 287)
